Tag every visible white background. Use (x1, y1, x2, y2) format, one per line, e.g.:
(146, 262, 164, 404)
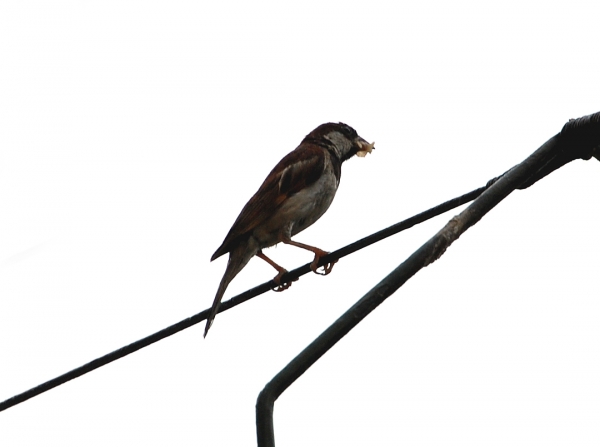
(2, 1, 600, 446)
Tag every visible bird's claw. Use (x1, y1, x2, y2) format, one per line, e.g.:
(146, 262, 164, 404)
(272, 283, 292, 292)
(272, 270, 295, 292)
(310, 255, 338, 276)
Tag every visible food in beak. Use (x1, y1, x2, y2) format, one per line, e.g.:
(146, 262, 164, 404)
(356, 141, 375, 158)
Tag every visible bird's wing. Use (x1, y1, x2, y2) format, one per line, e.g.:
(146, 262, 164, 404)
(211, 145, 326, 260)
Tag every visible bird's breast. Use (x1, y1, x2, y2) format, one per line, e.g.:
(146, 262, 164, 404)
(252, 158, 339, 248)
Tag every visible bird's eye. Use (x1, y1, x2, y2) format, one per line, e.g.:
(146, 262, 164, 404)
(337, 123, 357, 139)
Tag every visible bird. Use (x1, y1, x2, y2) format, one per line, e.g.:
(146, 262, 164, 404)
(204, 122, 374, 337)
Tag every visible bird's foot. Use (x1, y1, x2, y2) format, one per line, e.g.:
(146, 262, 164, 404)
(272, 270, 295, 292)
(310, 250, 338, 276)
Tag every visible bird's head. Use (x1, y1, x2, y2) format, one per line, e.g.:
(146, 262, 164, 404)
(304, 122, 375, 162)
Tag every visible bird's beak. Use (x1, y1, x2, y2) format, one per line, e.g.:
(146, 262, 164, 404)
(356, 138, 375, 158)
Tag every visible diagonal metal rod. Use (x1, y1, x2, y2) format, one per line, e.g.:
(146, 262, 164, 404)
(0, 185, 490, 413)
(255, 134, 565, 446)
(256, 109, 600, 447)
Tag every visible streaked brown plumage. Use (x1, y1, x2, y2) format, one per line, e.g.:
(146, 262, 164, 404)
(205, 122, 374, 336)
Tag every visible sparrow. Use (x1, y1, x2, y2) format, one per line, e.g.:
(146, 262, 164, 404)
(204, 122, 374, 337)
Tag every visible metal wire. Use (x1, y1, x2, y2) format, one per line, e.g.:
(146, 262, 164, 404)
(3, 111, 596, 425)
(0, 181, 490, 413)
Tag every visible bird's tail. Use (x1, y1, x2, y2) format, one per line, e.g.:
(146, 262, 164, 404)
(204, 243, 256, 337)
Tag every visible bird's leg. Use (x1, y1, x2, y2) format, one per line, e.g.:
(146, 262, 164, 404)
(256, 251, 294, 292)
(281, 238, 338, 276)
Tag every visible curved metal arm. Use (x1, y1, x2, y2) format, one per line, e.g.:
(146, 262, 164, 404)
(257, 111, 600, 447)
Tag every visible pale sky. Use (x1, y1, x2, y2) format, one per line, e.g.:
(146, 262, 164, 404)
(2, 1, 600, 446)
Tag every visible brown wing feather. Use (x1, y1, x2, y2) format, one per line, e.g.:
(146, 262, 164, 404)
(211, 144, 326, 260)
